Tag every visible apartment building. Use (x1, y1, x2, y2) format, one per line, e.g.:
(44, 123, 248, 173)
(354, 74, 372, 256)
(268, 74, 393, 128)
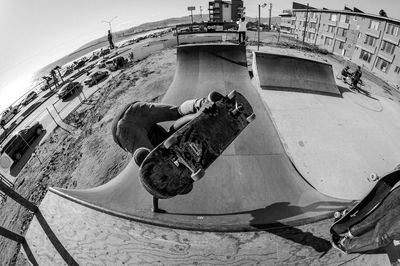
(208, 0, 243, 22)
(280, 5, 400, 87)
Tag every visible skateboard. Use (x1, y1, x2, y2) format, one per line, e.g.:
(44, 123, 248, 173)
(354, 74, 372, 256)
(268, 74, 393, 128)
(139, 90, 255, 199)
(331, 167, 400, 237)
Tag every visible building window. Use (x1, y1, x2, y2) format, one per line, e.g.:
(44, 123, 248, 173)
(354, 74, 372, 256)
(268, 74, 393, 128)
(369, 20, 380, 31)
(395, 66, 400, 74)
(339, 41, 345, 49)
(381, 41, 396, 54)
(364, 35, 377, 46)
(360, 50, 373, 63)
(329, 14, 337, 22)
(324, 37, 333, 45)
(340, 15, 349, 23)
(376, 57, 391, 73)
(327, 25, 335, 33)
(386, 23, 400, 37)
(308, 32, 315, 39)
(337, 28, 347, 37)
(309, 22, 316, 29)
(358, 32, 362, 39)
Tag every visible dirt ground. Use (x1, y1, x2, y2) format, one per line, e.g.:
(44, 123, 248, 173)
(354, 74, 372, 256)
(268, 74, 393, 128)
(1, 37, 400, 265)
(0, 48, 177, 265)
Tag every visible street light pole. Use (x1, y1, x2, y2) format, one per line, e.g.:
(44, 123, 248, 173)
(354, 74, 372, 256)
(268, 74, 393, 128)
(101, 16, 118, 32)
(258, 3, 267, 51)
(268, 3, 273, 31)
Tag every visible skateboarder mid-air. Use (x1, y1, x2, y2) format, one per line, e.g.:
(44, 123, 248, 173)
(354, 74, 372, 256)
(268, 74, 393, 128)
(111, 92, 223, 212)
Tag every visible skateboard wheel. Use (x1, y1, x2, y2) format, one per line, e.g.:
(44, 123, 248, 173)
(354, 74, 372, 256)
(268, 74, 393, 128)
(164, 135, 178, 149)
(334, 211, 341, 219)
(227, 90, 236, 100)
(369, 172, 379, 182)
(191, 169, 205, 182)
(247, 113, 256, 122)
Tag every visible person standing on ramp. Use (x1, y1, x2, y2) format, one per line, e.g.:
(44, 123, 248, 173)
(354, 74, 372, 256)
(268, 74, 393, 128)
(236, 17, 247, 45)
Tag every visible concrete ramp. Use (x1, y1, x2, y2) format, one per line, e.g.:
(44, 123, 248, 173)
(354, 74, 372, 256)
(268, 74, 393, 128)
(51, 44, 348, 231)
(253, 52, 341, 96)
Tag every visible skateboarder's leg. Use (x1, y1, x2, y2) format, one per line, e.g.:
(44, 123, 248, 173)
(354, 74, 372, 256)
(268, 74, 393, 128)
(350, 190, 400, 237)
(178, 98, 206, 115)
(178, 92, 224, 116)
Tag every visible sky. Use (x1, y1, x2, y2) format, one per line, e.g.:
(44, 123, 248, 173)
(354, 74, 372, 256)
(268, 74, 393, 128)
(0, 0, 399, 111)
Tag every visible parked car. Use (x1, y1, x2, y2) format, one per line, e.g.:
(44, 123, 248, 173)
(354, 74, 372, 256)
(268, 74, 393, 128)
(21, 91, 38, 106)
(89, 54, 99, 62)
(105, 56, 127, 71)
(96, 59, 107, 68)
(58, 81, 82, 100)
(0, 106, 19, 126)
(63, 66, 74, 77)
(0, 122, 44, 161)
(40, 84, 50, 91)
(84, 71, 109, 87)
(73, 60, 86, 70)
(100, 48, 110, 56)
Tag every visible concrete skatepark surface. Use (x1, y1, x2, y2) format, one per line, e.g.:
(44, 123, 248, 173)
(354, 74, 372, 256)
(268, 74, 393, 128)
(48, 44, 349, 230)
(23, 43, 398, 264)
(253, 51, 400, 200)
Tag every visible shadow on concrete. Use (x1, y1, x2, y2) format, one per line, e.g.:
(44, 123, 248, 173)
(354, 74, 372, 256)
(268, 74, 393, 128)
(337, 85, 378, 101)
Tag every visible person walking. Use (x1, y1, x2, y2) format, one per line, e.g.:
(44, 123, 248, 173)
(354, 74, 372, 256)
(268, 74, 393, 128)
(351, 66, 362, 90)
(236, 17, 247, 44)
(108, 30, 115, 49)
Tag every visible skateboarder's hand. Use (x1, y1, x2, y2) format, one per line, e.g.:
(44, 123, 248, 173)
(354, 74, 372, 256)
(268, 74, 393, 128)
(203, 102, 218, 116)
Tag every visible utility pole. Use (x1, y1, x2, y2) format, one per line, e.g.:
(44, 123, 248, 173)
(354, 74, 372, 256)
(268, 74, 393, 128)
(188, 6, 195, 25)
(268, 3, 272, 31)
(258, 3, 267, 51)
(101, 16, 118, 32)
(200, 6, 203, 18)
(302, 3, 309, 46)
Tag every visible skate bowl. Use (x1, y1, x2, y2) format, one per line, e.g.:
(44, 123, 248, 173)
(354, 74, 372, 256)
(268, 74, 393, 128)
(44, 43, 349, 231)
(23, 43, 358, 264)
(253, 52, 341, 96)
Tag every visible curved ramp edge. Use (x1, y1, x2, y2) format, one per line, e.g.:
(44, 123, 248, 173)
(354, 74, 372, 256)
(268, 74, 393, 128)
(44, 44, 350, 231)
(253, 51, 341, 96)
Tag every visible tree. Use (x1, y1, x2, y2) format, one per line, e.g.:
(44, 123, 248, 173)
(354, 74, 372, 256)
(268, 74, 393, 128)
(379, 9, 388, 17)
(54, 66, 64, 83)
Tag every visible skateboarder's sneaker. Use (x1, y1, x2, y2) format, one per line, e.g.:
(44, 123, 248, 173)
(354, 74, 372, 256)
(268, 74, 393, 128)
(332, 235, 349, 254)
(207, 91, 224, 103)
(134, 147, 150, 166)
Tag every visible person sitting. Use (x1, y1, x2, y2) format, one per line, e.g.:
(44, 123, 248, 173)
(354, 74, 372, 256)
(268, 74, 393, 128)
(341, 66, 351, 78)
(111, 91, 223, 212)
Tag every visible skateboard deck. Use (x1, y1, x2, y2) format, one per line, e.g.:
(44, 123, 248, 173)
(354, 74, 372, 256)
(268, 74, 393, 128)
(331, 168, 400, 237)
(139, 90, 255, 199)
